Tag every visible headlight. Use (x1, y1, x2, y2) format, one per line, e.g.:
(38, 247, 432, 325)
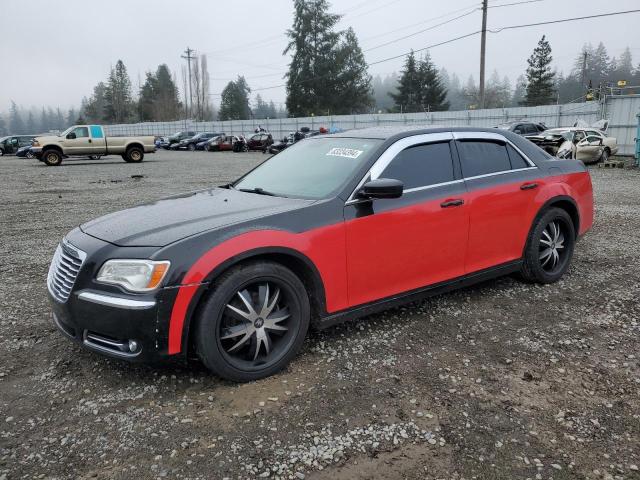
(96, 260, 170, 292)
(32, 140, 40, 147)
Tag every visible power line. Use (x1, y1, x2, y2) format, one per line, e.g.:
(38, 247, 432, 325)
(488, 0, 543, 8)
(249, 8, 640, 92)
(363, 7, 480, 52)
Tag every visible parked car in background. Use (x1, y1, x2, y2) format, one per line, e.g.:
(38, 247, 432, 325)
(246, 132, 274, 151)
(197, 133, 226, 151)
(16, 145, 35, 158)
(497, 121, 546, 137)
(47, 126, 594, 382)
(155, 136, 169, 149)
(167, 131, 196, 147)
(172, 132, 220, 151)
(528, 127, 618, 163)
(0, 135, 38, 156)
(206, 135, 239, 152)
(233, 135, 248, 152)
(32, 125, 155, 166)
(268, 133, 294, 154)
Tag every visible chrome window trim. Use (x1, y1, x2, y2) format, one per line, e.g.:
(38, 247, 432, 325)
(345, 132, 455, 204)
(78, 291, 157, 310)
(452, 131, 537, 169)
(345, 131, 540, 205)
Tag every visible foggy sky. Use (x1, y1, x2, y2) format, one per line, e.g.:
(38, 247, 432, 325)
(1, 0, 638, 112)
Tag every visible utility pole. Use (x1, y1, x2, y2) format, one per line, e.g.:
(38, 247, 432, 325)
(182, 47, 195, 119)
(580, 51, 588, 87)
(478, 0, 488, 109)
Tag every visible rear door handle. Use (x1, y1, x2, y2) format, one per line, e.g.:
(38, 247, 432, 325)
(440, 199, 464, 208)
(520, 182, 538, 190)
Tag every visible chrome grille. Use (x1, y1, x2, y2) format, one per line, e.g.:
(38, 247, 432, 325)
(47, 240, 86, 303)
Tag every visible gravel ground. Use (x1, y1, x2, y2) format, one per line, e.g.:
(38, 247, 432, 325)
(1, 150, 639, 480)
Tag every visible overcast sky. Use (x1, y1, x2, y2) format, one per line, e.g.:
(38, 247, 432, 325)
(1, 0, 638, 112)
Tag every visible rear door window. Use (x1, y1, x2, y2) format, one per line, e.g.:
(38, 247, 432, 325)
(380, 142, 455, 190)
(89, 125, 104, 138)
(457, 140, 512, 178)
(506, 144, 530, 169)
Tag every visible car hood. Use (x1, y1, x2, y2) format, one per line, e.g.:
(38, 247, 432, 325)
(80, 187, 315, 247)
(34, 135, 61, 144)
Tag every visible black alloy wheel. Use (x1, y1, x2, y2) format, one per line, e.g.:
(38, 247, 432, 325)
(520, 207, 575, 284)
(196, 261, 310, 382)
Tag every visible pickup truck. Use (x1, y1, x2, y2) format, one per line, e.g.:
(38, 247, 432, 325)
(31, 125, 155, 166)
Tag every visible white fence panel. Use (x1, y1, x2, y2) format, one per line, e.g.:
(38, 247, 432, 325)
(100, 97, 639, 155)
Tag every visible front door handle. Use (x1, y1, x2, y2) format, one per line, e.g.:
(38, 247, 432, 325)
(440, 199, 464, 208)
(520, 182, 538, 190)
(88, 139, 92, 143)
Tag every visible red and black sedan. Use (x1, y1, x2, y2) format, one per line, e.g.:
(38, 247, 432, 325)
(47, 127, 593, 382)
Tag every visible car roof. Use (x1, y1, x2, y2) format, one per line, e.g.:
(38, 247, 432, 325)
(327, 125, 521, 141)
(326, 125, 553, 163)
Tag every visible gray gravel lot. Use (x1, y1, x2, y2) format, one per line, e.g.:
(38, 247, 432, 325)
(1, 150, 639, 480)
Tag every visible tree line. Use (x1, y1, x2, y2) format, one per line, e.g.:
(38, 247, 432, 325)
(2, 0, 640, 135)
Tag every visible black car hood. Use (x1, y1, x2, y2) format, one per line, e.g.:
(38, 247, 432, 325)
(80, 187, 315, 247)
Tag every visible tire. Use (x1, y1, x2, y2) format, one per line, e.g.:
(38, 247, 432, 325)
(188, 143, 196, 151)
(599, 148, 610, 163)
(520, 207, 576, 284)
(124, 146, 144, 163)
(195, 261, 310, 382)
(26, 151, 34, 159)
(0, 149, 4, 157)
(42, 149, 63, 166)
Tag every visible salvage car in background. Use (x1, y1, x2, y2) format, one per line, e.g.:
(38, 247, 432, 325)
(47, 126, 593, 382)
(528, 127, 617, 163)
(246, 132, 274, 151)
(32, 125, 155, 166)
(497, 121, 546, 137)
(172, 132, 219, 151)
(167, 131, 196, 147)
(0, 135, 38, 156)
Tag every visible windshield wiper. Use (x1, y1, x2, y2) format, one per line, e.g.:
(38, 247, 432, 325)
(238, 187, 281, 197)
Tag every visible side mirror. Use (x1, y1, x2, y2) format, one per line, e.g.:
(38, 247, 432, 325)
(358, 178, 404, 200)
(66, 132, 76, 139)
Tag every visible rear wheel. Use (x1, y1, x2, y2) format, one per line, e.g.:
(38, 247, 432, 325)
(124, 146, 144, 163)
(43, 149, 63, 166)
(0, 149, 4, 156)
(188, 143, 196, 151)
(196, 261, 310, 382)
(599, 147, 610, 163)
(520, 208, 575, 284)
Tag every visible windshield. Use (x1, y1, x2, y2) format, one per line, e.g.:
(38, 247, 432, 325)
(59, 126, 73, 137)
(234, 137, 382, 199)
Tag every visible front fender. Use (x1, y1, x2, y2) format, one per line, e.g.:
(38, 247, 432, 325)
(166, 227, 348, 355)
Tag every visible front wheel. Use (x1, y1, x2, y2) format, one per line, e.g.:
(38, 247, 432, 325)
(42, 149, 63, 166)
(520, 208, 576, 284)
(195, 261, 310, 382)
(188, 143, 196, 151)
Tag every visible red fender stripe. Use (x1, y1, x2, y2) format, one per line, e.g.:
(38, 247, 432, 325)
(168, 227, 348, 354)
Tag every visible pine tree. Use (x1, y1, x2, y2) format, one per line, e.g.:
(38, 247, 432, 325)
(417, 52, 449, 111)
(9, 101, 25, 134)
(84, 82, 108, 123)
(219, 76, 251, 121)
(284, 0, 342, 116)
(334, 27, 373, 114)
(104, 60, 134, 123)
(523, 35, 555, 106)
(154, 64, 181, 120)
(26, 111, 36, 133)
(389, 51, 421, 112)
(66, 108, 77, 126)
(0, 115, 6, 136)
(611, 47, 633, 82)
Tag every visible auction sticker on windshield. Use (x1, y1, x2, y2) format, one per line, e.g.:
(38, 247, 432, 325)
(326, 147, 363, 159)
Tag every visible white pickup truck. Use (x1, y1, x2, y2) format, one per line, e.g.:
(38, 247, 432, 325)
(31, 125, 155, 166)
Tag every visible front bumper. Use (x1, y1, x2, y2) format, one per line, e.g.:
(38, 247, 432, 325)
(49, 287, 171, 362)
(47, 230, 182, 363)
